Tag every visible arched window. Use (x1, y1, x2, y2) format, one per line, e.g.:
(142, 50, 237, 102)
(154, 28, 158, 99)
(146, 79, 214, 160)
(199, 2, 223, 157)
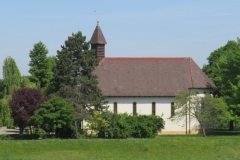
(133, 102, 137, 115)
(171, 102, 175, 117)
(152, 102, 156, 115)
(114, 102, 117, 113)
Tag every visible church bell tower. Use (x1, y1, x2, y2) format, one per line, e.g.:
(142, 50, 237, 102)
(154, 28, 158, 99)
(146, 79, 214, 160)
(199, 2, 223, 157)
(90, 21, 107, 62)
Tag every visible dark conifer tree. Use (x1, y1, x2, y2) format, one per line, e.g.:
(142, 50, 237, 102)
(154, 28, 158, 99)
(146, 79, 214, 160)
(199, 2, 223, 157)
(54, 31, 107, 118)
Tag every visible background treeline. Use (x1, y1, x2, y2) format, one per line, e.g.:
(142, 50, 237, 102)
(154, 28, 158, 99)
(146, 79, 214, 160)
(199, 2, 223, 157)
(203, 38, 240, 131)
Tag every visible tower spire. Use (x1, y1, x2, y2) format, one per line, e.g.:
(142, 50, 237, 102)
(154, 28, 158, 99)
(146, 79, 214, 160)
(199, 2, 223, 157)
(90, 22, 107, 62)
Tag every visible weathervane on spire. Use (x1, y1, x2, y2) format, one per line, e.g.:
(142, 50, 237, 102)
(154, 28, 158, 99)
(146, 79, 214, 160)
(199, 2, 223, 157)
(97, 21, 99, 26)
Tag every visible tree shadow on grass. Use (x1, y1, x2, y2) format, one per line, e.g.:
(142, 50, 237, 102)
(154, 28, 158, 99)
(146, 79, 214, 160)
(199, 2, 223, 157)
(0, 134, 57, 140)
(0, 134, 40, 140)
(157, 131, 240, 138)
(207, 131, 240, 136)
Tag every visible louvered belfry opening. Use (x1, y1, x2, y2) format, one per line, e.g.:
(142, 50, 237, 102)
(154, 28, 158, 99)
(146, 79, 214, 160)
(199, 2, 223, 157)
(91, 44, 105, 62)
(90, 22, 107, 62)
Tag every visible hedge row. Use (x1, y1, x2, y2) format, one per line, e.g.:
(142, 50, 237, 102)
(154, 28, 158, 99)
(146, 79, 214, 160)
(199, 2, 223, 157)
(97, 112, 164, 138)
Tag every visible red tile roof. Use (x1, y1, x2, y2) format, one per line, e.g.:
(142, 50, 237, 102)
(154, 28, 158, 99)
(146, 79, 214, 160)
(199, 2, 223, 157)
(94, 57, 215, 97)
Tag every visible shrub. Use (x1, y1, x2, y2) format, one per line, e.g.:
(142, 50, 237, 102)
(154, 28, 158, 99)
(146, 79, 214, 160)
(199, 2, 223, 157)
(131, 115, 164, 138)
(87, 111, 108, 137)
(30, 96, 76, 138)
(34, 128, 46, 139)
(0, 134, 13, 140)
(97, 112, 164, 138)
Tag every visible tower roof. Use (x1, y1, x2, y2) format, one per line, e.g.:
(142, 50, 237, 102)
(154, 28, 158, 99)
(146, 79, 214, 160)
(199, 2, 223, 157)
(90, 22, 107, 44)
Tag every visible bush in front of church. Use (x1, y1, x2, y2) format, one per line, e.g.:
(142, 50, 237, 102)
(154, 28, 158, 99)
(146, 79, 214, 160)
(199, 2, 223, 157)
(97, 112, 164, 138)
(130, 114, 165, 138)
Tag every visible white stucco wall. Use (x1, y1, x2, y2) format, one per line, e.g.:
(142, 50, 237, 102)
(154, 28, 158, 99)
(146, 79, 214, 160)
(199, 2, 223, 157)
(195, 88, 213, 96)
(105, 88, 213, 134)
(82, 88, 213, 134)
(106, 96, 187, 132)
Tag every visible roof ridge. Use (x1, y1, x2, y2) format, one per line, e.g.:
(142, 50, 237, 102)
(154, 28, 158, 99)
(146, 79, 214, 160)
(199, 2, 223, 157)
(190, 57, 205, 73)
(189, 58, 194, 88)
(105, 57, 191, 59)
(104, 57, 191, 61)
(98, 57, 106, 64)
(190, 57, 215, 83)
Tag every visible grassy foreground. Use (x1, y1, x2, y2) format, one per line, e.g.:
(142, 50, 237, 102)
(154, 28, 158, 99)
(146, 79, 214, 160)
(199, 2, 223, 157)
(1, 135, 240, 160)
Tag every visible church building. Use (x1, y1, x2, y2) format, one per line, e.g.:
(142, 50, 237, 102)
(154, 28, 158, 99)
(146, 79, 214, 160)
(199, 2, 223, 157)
(90, 22, 215, 134)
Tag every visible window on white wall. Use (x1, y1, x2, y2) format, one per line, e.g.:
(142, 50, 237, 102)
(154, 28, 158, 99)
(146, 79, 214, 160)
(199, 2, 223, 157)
(133, 102, 137, 115)
(171, 102, 175, 117)
(114, 102, 117, 113)
(152, 102, 156, 115)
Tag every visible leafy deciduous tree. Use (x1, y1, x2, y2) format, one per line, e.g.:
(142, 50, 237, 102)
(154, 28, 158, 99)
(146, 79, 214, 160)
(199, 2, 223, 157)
(29, 42, 54, 89)
(86, 110, 108, 137)
(0, 79, 6, 99)
(0, 98, 13, 127)
(217, 39, 240, 129)
(20, 76, 39, 89)
(203, 38, 240, 130)
(30, 96, 76, 138)
(0, 57, 22, 128)
(9, 87, 45, 134)
(3, 57, 21, 95)
(171, 90, 229, 137)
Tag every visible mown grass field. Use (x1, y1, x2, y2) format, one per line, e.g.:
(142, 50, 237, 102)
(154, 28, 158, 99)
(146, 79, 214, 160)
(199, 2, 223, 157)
(1, 134, 240, 160)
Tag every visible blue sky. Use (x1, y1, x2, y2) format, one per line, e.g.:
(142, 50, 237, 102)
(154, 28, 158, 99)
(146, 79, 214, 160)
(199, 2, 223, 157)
(0, 1, 240, 78)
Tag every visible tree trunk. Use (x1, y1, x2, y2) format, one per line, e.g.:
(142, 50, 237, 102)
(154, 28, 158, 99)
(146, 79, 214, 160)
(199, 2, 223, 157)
(29, 126, 32, 135)
(201, 125, 206, 137)
(19, 127, 24, 135)
(90, 130, 93, 138)
(55, 128, 59, 138)
(229, 120, 234, 131)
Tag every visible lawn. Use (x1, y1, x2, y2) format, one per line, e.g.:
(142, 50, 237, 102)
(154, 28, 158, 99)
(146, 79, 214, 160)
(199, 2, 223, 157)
(1, 135, 240, 160)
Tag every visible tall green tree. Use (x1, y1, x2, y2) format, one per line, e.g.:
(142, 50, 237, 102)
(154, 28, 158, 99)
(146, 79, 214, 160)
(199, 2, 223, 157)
(203, 38, 240, 130)
(0, 79, 6, 99)
(218, 38, 240, 129)
(1, 57, 37, 128)
(0, 98, 13, 127)
(54, 31, 107, 115)
(3, 57, 21, 95)
(171, 90, 229, 137)
(43, 56, 56, 95)
(20, 76, 39, 89)
(29, 42, 54, 89)
(0, 57, 22, 127)
(203, 40, 239, 97)
(202, 47, 224, 97)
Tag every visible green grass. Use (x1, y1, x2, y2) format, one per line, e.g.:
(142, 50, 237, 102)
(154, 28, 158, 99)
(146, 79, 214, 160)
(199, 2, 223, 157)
(1, 135, 240, 160)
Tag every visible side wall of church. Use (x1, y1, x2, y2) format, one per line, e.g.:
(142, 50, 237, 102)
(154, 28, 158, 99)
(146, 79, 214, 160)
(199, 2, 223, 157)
(105, 88, 213, 134)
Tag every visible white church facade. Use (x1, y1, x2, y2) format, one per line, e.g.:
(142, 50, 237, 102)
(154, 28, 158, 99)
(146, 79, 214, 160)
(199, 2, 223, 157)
(90, 23, 215, 134)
